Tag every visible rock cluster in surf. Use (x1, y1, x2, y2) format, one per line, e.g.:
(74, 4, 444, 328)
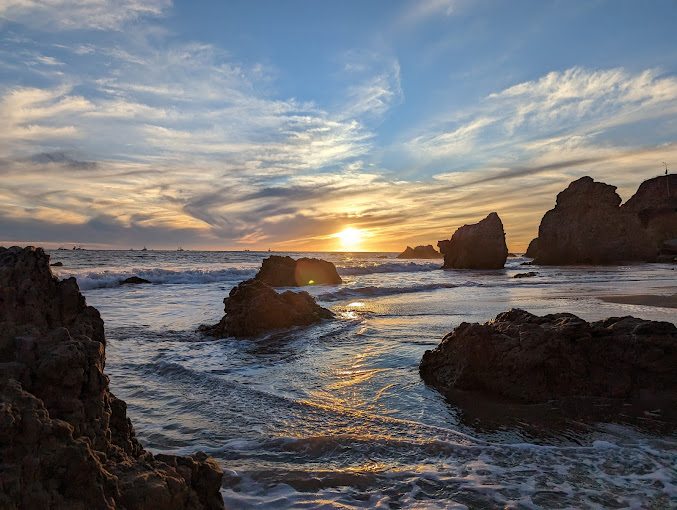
(437, 212, 508, 269)
(255, 255, 342, 286)
(527, 175, 677, 264)
(396, 245, 442, 259)
(420, 308, 677, 404)
(0, 246, 224, 509)
(200, 278, 333, 338)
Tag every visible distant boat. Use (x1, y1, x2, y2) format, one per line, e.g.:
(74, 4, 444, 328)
(141, 246, 148, 251)
(177, 247, 184, 251)
(72, 245, 85, 250)
(57, 245, 66, 251)
(244, 249, 250, 252)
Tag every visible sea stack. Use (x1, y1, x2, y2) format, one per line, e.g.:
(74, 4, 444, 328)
(420, 308, 677, 404)
(0, 246, 224, 509)
(255, 255, 342, 286)
(200, 278, 333, 338)
(437, 212, 508, 269)
(529, 175, 676, 264)
(396, 245, 443, 259)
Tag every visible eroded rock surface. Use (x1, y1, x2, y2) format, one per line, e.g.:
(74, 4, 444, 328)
(396, 245, 442, 259)
(255, 255, 342, 286)
(437, 212, 508, 269)
(0, 246, 224, 510)
(420, 308, 677, 404)
(200, 278, 333, 338)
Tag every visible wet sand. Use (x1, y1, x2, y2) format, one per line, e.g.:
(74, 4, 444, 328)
(599, 293, 677, 309)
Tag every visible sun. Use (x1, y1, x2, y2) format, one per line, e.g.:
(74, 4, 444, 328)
(334, 227, 363, 251)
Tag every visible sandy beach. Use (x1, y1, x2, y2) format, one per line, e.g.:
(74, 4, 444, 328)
(599, 293, 677, 309)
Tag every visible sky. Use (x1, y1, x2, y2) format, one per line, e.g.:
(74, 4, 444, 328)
(1, 0, 676, 252)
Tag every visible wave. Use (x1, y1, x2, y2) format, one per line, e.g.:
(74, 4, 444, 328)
(317, 282, 462, 301)
(64, 267, 257, 290)
(337, 261, 441, 276)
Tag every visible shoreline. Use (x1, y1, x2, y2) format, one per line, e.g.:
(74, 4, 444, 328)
(598, 293, 677, 309)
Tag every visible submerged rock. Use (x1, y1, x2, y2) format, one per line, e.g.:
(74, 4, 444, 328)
(120, 276, 152, 285)
(513, 272, 538, 278)
(396, 245, 442, 259)
(420, 308, 677, 404)
(50, 261, 63, 266)
(437, 212, 508, 269)
(255, 255, 342, 286)
(200, 278, 333, 338)
(0, 246, 224, 509)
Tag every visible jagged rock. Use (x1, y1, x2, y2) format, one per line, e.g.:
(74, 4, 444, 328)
(513, 272, 538, 278)
(200, 278, 333, 338)
(437, 212, 508, 269)
(255, 255, 342, 286)
(622, 174, 677, 255)
(525, 238, 539, 259)
(420, 308, 677, 404)
(529, 175, 677, 265)
(396, 245, 442, 259)
(0, 246, 224, 509)
(120, 276, 152, 285)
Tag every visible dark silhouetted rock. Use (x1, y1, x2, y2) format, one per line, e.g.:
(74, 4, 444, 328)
(437, 212, 508, 269)
(420, 308, 677, 404)
(396, 245, 443, 259)
(50, 261, 63, 266)
(513, 272, 538, 278)
(622, 174, 677, 256)
(525, 238, 539, 258)
(529, 175, 677, 265)
(507, 253, 518, 258)
(120, 276, 152, 285)
(200, 278, 333, 338)
(0, 246, 224, 509)
(255, 255, 342, 286)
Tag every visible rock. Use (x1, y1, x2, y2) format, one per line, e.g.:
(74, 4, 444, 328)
(420, 308, 677, 404)
(0, 246, 224, 509)
(529, 175, 677, 265)
(120, 276, 152, 285)
(525, 238, 539, 259)
(396, 245, 442, 259)
(200, 278, 333, 338)
(437, 212, 508, 269)
(622, 174, 677, 255)
(50, 261, 63, 266)
(507, 253, 518, 258)
(520, 261, 533, 266)
(255, 255, 342, 286)
(513, 272, 538, 278)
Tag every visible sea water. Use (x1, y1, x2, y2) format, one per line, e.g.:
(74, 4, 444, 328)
(48, 250, 677, 509)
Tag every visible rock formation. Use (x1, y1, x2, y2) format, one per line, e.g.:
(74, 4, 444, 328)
(529, 175, 676, 265)
(396, 245, 442, 259)
(120, 276, 152, 285)
(524, 238, 539, 259)
(513, 271, 538, 278)
(420, 308, 677, 404)
(0, 246, 224, 509)
(437, 212, 508, 269)
(200, 278, 333, 338)
(255, 255, 342, 286)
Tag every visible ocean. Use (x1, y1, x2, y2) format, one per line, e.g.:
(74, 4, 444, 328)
(48, 249, 677, 509)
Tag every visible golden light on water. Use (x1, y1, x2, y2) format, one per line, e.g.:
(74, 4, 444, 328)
(334, 227, 363, 251)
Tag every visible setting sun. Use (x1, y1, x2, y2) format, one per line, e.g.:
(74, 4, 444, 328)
(334, 227, 363, 251)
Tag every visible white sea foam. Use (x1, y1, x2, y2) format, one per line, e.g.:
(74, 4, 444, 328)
(337, 261, 441, 276)
(63, 267, 257, 290)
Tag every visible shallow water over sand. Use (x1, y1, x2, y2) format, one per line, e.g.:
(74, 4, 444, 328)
(50, 250, 677, 508)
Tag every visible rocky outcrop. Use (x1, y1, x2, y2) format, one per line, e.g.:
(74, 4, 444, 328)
(437, 212, 508, 269)
(420, 308, 677, 404)
(0, 246, 224, 509)
(513, 272, 538, 278)
(396, 245, 442, 259)
(120, 276, 152, 285)
(200, 278, 333, 338)
(255, 255, 342, 286)
(530, 175, 676, 265)
(524, 238, 539, 259)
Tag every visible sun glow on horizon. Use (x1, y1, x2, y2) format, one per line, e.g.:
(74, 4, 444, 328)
(334, 227, 364, 251)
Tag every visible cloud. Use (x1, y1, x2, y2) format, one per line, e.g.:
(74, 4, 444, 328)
(0, 0, 171, 31)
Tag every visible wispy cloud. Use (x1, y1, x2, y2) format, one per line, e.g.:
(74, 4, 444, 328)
(0, 0, 170, 31)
